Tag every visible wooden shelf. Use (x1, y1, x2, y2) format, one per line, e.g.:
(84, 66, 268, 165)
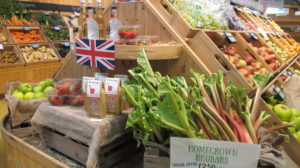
(115, 44, 182, 60)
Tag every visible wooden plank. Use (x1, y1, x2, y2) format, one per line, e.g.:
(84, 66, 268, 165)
(1, 117, 69, 168)
(43, 128, 89, 165)
(144, 155, 170, 168)
(11, 126, 34, 138)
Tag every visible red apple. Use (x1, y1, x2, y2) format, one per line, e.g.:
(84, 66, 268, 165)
(238, 67, 250, 76)
(234, 60, 247, 69)
(244, 56, 253, 65)
(279, 75, 287, 81)
(269, 63, 278, 71)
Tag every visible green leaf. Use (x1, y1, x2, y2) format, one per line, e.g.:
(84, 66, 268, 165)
(137, 49, 155, 77)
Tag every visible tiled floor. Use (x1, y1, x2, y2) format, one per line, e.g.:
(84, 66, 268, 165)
(0, 100, 8, 168)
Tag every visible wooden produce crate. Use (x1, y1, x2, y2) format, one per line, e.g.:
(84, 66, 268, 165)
(41, 26, 70, 42)
(42, 127, 139, 168)
(0, 61, 60, 93)
(237, 32, 285, 73)
(187, 30, 272, 93)
(17, 43, 60, 66)
(7, 26, 47, 44)
(146, 0, 199, 39)
(270, 34, 298, 57)
(52, 42, 71, 59)
(1, 116, 70, 168)
(0, 45, 25, 70)
(115, 42, 182, 60)
(144, 147, 170, 168)
(0, 26, 14, 44)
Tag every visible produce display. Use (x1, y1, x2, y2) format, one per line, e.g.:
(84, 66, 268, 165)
(220, 45, 268, 84)
(238, 16, 257, 32)
(33, 12, 66, 26)
(20, 45, 58, 63)
(264, 95, 300, 141)
(10, 29, 44, 43)
(274, 36, 297, 56)
(0, 50, 20, 65)
(286, 38, 300, 52)
(0, 0, 35, 26)
(43, 27, 69, 41)
(118, 27, 138, 39)
(124, 49, 286, 146)
(266, 41, 290, 61)
(56, 45, 70, 58)
(11, 79, 54, 100)
(164, 0, 228, 30)
(0, 31, 9, 44)
(48, 78, 83, 106)
(248, 42, 281, 71)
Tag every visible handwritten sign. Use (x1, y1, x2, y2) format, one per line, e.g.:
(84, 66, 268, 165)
(170, 137, 260, 168)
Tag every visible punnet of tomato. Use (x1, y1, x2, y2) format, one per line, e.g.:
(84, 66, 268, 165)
(47, 78, 84, 106)
(118, 25, 141, 39)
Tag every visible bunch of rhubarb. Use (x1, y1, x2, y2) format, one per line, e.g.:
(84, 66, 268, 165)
(124, 49, 287, 146)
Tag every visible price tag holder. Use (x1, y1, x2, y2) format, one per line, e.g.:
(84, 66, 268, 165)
(44, 12, 50, 16)
(275, 33, 281, 38)
(0, 44, 3, 50)
(170, 137, 260, 168)
(15, 11, 20, 14)
(273, 86, 286, 101)
(54, 26, 61, 31)
(282, 33, 287, 38)
(224, 32, 237, 43)
(32, 44, 39, 49)
(63, 42, 70, 47)
(23, 27, 30, 31)
(258, 28, 269, 40)
(249, 32, 258, 41)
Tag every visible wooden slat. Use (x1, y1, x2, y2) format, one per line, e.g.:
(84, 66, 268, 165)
(43, 128, 89, 165)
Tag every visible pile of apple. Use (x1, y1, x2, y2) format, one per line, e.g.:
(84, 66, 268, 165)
(249, 42, 281, 71)
(266, 41, 289, 61)
(48, 78, 83, 106)
(221, 45, 268, 83)
(11, 80, 54, 100)
(266, 96, 300, 141)
(238, 16, 257, 32)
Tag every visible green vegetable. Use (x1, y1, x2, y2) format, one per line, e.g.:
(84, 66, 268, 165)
(57, 46, 70, 58)
(33, 12, 66, 26)
(124, 49, 287, 147)
(44, 28, 69, 41)
(0, 0, 32, 21)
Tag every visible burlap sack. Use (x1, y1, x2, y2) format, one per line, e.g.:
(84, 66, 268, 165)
(283, 75, 300, 111)
(5, 82, 48, 127)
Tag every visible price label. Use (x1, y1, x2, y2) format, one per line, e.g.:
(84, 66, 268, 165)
(63, 42, 70, 47)
(54, 26, 61, 31)
(15, 11, 20, 14)
(224, 32, 237, 43)
(286, 70, 293, 76)
(44, 12, 50, 16)
(275, 33, 281, 38)
(257, 28, 269, 40)
(23, 27, 30, 31)
(282, 33, 287, 38)
(32, 44, 39, 49)
(115, 74, 128, 85)
(70, 14, 76, 19)
(171, 137, 261, 168)
(249, 32, 258, 41)
(273, 86, 286, 101)
(0, 44, 3, 50)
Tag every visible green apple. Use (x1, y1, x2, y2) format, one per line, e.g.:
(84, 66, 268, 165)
(24, 92, 35, 100)
(33, 85, 43, 93)
(291, 108, 300, 121)
(45, 79, 54, 87)
(38, 80, 48, 89)
(292, 117, 300, 131)
(289, 127, 296, 134)
(12, 90, 18, 95)
(266, 96, 278, 105)
(267, 104, 273, 110)
(33, 92, 45, 99)
(274, 104, 292, 122)
(43, 86, 54, 94)
(12, 91, 24, 100)
(18, 83, 33, 94)
(293, 131, 300, 141)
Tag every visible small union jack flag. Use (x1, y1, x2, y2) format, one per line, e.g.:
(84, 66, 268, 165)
(76, 38, 115, 70)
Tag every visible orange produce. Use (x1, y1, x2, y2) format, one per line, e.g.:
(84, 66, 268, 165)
(10, 29, 44, 43)
(5, 15, 35, 26)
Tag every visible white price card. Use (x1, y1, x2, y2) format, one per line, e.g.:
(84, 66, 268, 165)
(0, 44, 3, 50)
(171, 137, 260, 168)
